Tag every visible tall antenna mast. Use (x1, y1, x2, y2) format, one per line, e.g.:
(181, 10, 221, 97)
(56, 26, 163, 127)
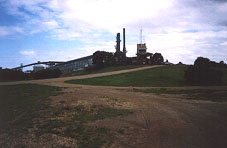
(140, 27, 143, 44)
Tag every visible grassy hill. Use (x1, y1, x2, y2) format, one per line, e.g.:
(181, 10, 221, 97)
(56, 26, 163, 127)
(66, 65, 227, 87)
(66, 65, 189, 87)
(223, 68, 227, 85)
(61, 65, 145, 77)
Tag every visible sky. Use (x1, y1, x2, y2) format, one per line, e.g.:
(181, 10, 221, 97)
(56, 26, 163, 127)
(0, 0, 227, 69)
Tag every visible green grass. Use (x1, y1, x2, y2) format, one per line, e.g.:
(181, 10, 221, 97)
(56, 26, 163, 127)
(64, 125, 113, 148)
(0, 84, 63, 130)
(61, 65, 145, 77)
(66, 65, 188, 87)
(133, 88, 227, 102)
(38, 119, 113, 148)
(73, 104, 133, 123)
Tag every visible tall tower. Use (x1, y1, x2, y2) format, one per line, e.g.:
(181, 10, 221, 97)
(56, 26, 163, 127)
(140, 28, 143, 44)
(115, 33, 121, 53)
(123, 28, 127, 56)
(137, 28, 147, 55)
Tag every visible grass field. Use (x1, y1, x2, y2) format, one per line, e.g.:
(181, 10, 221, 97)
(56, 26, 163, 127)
(133, 88, 227, 102)
(0, 84, 63, 130)
(66, 65, 188, 87)
(61, 65, 145, 77)
(66, 65, 227, 87)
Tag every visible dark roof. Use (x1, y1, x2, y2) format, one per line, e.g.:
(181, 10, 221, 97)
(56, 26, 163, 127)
(12, 61, 65, 70)
(56, 55, 93, 66)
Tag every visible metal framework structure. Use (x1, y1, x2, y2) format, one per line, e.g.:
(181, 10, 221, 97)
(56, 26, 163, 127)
(115, 33, 121, 53)
(137, 28, 147, 55)
(12, 61, 65, 70)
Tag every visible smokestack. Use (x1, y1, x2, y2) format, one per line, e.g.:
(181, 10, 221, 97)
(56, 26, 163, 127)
(123, 28, 126, 54)
(116, 33, 121, 52)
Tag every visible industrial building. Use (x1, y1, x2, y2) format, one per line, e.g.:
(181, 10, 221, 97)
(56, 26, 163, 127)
(13, 28, 150, 72)
(11, 28, 166, 73)
(54, 28, 127, 72)
(33, 65, 45, 72)
(137, 29, 147, 55)
(54, 55, 93, 72)
(137, 43, 147, 55)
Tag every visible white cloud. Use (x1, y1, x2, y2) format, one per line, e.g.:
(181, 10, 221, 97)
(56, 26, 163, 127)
(56, 0, 173, 31)
(42, 20, 59, 29)
(221, 41, 227, 46)
(51, 28, 82, 40)
(20, 50, 36, 56)
(0, 26, 24, 37)
(1, 0, 227, 64)
(0, 27, 11, 36)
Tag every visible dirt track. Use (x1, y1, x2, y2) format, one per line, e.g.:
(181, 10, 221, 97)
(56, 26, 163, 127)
(1, 65, 227, 148)
(55, 85, 227, 148)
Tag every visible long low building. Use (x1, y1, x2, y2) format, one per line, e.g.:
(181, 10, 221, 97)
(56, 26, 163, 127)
(54, 55, 93, 72)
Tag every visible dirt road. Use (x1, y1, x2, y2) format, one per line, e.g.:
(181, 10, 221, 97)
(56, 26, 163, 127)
(1, 65, 227, 148)
(40, 85, 226, 148)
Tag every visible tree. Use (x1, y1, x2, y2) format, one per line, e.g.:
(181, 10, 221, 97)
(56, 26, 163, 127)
(32, 68, 62, 79)
(0, 69, 30, 81)
(177, 62, 183, 65)
(185, 57, 223, 86)
(219, 61, 226, 68)
(194, 57, 210, 68)
(151, 53, 164, 65)
(92, 51, 114, 68)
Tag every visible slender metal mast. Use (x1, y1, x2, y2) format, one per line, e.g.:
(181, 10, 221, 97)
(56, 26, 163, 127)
(140, 27, 143, 44)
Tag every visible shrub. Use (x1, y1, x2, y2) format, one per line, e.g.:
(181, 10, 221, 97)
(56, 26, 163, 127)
(0, 69, 30, 81)
(92, 51, 114, 68)
(32, 68, 62, 79)
(185, 57, 223, 85)
(151, 53, 164, 65)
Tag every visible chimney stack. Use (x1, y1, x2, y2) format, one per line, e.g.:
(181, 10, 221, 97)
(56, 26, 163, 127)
(116, 33, 121, 53)
(123, 28, 126, 55)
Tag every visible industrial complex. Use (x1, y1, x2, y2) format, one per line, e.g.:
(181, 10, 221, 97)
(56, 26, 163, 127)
(54, 55, 93, 72)
(54, 28, 128, 72)
(12, 28, 157, 72)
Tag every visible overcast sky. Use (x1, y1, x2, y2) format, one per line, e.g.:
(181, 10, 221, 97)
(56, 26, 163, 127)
(0, 0, 227, 69)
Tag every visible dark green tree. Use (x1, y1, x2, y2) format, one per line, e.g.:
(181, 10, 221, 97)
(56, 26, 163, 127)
(92, 51, 114, 68)
(185, 57, 223, 85)
(151, 53, 164, 65)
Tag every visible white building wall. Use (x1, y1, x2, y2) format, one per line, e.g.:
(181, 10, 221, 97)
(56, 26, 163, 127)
(55, 56, 93, 72)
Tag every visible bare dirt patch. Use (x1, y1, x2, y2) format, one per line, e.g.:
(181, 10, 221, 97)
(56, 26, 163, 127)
(40, 86, 227, 147)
